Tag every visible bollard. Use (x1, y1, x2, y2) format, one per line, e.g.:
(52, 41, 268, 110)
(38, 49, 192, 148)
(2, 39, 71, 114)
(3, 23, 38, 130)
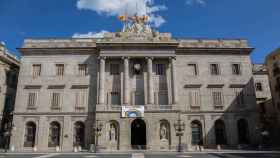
(10, 145, 15, 152)
(78, 146, 82, 152)
(217, 145, 221, 151)
(33, 146, 37, 152)
(196, 145, 200, 151)
(74, 146, 78, 152)
(56, 146, 60, 152)
(200, 146, 204, 151)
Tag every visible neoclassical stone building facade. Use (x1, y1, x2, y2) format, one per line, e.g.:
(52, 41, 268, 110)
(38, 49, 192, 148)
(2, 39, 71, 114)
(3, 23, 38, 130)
(0, 42, 19, 148)
(10, 21, 260, 151)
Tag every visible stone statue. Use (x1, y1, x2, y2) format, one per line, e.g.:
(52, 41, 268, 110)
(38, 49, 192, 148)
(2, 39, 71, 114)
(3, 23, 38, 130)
(109, 124, 116, 141)
(120, 14, 152, 34)
(160, 125, 168, 140)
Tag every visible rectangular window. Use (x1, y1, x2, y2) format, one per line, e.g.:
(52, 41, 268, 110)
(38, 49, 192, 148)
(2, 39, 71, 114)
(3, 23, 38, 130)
(232, 64, 241, 75)
(158, 91, 168, 105)
(210, 64, 220, 75)
(110, 64, 120, 75)
(78, 64, 88, 76)
(134, 91, 144, 105)
(255, 82, 263, 91)
(188, 90, 200, 107)
(56, 64, 64, 77)
(156, 64, 166, 76)
(75, 91, 87, 108)
(111, 92, 120, 105)
(188, 64, 198, 76)
(235, 90, 245, 106)
(32, 64, 41, 78)
(51, 93, 61, 108)
(212, 91, 223, 106)
(27, 92, 37, 107)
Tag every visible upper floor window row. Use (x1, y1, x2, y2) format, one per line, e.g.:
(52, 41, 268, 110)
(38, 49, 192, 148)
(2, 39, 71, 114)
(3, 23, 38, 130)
(187, 63, 242, 76)
(31, 64, 88, 77)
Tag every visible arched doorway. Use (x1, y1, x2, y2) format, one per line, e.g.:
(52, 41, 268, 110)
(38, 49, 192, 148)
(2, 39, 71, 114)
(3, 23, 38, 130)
(24, 122, 36, 147)
(48, 121, 61, 147)
(215, 120, 227, 145)
(74, 121, 85, 148)
(191, 120, 203, 145)
(237, 119, 250, 144)
(131, 119, 146, 149)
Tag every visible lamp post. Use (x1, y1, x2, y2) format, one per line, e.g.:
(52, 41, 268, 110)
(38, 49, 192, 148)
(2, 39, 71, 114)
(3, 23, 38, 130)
(94, 120, 103, 153)
(174, 113, 185, 152)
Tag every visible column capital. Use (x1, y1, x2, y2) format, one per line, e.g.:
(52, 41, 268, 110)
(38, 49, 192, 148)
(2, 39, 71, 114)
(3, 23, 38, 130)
(122, 56, 130, 60)
(98, 56, 107, 60)
(145, 57, 154, 60)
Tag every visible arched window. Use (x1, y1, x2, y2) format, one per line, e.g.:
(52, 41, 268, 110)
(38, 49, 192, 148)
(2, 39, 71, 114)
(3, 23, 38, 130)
(24, 122, 36, 147)
(237, 119, 250, 144)
(215, 120, 227, 145)
(74, 121, 85, 147)
(48, 121, 61, 147)
(191, 120, 203, 145)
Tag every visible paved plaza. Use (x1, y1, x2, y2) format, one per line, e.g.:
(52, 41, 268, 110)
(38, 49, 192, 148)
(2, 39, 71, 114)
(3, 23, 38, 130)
(1, 151, 280, 158)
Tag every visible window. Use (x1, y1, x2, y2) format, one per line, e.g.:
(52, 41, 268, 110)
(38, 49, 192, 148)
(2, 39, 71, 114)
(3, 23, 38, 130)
(56, 64, 64, 77)
(156, 64, 166, 76)
(158, 91, 168, 105)
(232, 64, 241, 75)
(78, 64, 88, 76)
(111, 92, 120, 105)
(237, 119, 250, 144)
(212, 91, 223, 107)
(255, 82, 263, 91)
(110, 64, 120, 75)
(27, 92, 37, 107)
(215, 120, 227, 145)
(51, 93, 61, 109)
(191, 121, 203, 145)
(188, 90, 200, 107)
(188, 64, 198, 76)
(134, 91, 144, 105)
(75, 91, 87, 108)
(210, 64, 220, 75)
(48, 122, 61, 147)
(235, 90, 245, 106)
(74, 122, 85, 147)
(32, 64, 41, 78)
(24, 122, 36, 147)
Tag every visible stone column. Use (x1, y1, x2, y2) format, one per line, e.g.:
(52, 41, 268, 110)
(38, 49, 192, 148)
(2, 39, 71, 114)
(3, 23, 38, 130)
(147, 57, 154, 104)
(123, 57, 129, 105)
(171, 57, 178, 104)
(99, 57, 106, 104)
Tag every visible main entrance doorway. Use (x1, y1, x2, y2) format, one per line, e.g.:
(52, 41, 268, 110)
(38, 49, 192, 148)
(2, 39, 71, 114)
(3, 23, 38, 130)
(131, 119, 146, 149)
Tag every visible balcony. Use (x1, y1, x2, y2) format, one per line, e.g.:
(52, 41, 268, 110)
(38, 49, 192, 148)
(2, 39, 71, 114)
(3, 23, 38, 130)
(96, 104, 175, 112)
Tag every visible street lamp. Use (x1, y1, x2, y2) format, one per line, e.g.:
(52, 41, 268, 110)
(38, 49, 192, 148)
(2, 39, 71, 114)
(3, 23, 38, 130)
(174, 113, 185, 152)
(93, 120, 103, 153)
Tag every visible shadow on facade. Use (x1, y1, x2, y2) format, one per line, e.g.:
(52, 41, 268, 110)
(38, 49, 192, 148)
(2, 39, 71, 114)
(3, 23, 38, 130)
(188, 77, 262, 150)
(84, 54, 98, 150)
(0, 69, 18, 149)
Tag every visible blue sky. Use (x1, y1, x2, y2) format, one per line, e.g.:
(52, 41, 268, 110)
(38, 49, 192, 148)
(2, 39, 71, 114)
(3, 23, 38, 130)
(0, 0, 280, 63)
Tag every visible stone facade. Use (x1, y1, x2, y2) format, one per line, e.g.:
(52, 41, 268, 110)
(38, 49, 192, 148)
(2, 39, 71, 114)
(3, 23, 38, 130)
(252, 64, 279, 145)
(265, 48, 280, 144)
(10, 31, 260, 152)
(0, 42, 20, 148)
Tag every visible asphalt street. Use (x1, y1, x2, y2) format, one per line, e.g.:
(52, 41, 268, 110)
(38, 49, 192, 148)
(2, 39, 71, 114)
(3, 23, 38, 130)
(1, 152, 280, 158)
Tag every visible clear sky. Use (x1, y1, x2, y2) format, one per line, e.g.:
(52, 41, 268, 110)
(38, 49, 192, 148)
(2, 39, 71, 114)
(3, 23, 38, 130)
(0, 0, 280, 63)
